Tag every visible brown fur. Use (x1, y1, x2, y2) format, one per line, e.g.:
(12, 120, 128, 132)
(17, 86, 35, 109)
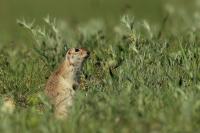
(45, 48, 89, 119)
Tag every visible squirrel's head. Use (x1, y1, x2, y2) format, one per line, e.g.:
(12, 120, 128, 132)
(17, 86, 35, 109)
(66, 48, 90, 66)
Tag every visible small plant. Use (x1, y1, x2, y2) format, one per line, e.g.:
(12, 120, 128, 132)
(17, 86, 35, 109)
(121, 15, 138, 53)
(17, 16, 68, 70)
(120, 15, 153, 53)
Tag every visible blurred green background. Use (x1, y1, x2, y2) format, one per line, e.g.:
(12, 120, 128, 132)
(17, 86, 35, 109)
(0, 0, 197, 43)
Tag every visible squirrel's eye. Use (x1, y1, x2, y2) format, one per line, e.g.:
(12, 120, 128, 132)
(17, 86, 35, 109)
(75, 48, 79, 52)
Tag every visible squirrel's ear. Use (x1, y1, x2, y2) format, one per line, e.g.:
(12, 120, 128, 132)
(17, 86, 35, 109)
(66, 49, 71, 60)
(66, 49, 72, 56)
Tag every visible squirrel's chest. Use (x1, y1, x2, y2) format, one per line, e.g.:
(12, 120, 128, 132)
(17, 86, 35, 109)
(59, 77, 76, 89)
(57, 80, 74, 97)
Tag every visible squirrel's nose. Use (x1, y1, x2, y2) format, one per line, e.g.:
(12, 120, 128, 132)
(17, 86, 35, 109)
(87, 51, 90, 57)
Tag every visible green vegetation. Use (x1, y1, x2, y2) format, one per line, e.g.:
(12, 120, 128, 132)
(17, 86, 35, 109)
(0, 0, 200, 133)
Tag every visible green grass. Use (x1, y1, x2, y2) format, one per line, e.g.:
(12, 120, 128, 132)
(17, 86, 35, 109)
(0, 2, 200, 133)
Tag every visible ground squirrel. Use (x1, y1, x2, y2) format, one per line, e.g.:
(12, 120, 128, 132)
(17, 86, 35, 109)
(45, 48, 90, 119)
